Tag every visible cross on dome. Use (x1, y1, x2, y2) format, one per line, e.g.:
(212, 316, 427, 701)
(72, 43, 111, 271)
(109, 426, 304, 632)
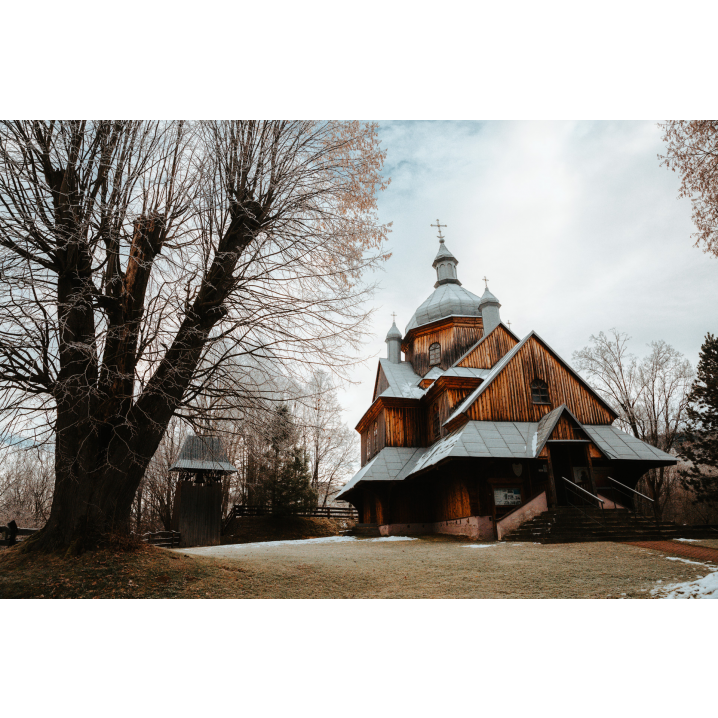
(431, 219, 447, 243)
(482, 276, 489, 288)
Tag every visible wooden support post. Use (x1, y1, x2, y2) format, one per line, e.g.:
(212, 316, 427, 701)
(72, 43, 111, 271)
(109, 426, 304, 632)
(546, 447, 558, 508)
(584, 444, 598, 497)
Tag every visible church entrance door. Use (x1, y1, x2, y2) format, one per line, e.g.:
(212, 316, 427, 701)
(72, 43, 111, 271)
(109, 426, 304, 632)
(548, 442, 596, 507)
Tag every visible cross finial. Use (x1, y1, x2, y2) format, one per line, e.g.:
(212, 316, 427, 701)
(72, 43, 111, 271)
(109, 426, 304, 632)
(507, 320, 512, 329)
(431, 219, 447, 243)
(391, 312, 397, 324)
(482, 276, 489, 288)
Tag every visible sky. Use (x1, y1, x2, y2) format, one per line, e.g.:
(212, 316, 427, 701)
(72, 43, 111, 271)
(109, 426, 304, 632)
(338, 120, 718, 429)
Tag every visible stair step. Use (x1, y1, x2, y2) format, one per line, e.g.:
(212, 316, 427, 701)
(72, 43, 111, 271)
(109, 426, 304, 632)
(501, 507, 709, 544)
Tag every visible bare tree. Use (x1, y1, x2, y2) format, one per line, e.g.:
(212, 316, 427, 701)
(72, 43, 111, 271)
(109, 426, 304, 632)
(297, 371, 357, 506)
(0, 446, 54, 528)
(0, 120, 389, 551)
(573, 330, 694, 520)
(660, 121, 718, 257)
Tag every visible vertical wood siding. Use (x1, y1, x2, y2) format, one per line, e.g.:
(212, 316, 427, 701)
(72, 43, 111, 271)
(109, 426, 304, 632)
(176, 481, 222, 548)
(457, 325, 518, 369)
(403, 318, 484, 377)
(433, 477, 471, 521)
(550, 414, 587, 441)
(384, 407, 425, 447)
(465, 336, 615, 425)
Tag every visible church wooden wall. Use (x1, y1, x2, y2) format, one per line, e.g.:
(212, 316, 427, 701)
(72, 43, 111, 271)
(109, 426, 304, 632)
(361, 406, 425, 464)
(464, 336, 616, 425)
(433, 477, 471, 522)
(550, 414, 587, 441)
(428, 387, 473, 443)
(384, 406, 425, 448)
(403, 317, 483, 377)
(457, 324, 518, 369)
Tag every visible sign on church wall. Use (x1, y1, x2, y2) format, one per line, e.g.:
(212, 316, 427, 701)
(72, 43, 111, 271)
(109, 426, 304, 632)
(494, 487, 522, 506)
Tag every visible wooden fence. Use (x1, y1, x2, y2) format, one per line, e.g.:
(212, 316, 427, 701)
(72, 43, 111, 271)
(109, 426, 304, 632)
(0, 522, 40, 547)
(140, 530, 181, 548)
(229, 505, 358, 521)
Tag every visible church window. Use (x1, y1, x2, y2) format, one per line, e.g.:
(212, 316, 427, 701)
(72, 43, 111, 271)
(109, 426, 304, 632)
(429, 342, 441, 366)
(531, 379, 550, 404)
(373, 420, 378, 455)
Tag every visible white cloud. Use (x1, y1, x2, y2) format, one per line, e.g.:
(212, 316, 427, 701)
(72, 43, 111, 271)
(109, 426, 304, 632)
(339, 121, 718, 430)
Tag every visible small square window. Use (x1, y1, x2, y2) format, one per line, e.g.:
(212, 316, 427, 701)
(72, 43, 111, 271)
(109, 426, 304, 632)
(531, 379, 550, 404)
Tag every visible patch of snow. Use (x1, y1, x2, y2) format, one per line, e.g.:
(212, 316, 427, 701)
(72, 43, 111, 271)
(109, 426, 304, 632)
(652, 571, 718, 599)
(364, 536, 417, 542)
(665, 556, 713, 567)
(531, 431, 538, 457)
(176, 535, 417, 554)
(464, 544, 499, 549)
(674, 538, 700, 542)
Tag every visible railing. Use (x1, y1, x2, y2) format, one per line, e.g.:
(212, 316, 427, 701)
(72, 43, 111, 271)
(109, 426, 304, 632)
(560, 477, 606, 528)
(606, 476, 662, 535)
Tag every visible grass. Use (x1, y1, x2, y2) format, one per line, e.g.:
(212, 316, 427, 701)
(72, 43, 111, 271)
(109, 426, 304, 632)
(2, 534, 715, 599)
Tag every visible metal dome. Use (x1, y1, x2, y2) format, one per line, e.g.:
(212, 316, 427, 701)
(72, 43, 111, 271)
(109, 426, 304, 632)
(405, 282, 482, 333)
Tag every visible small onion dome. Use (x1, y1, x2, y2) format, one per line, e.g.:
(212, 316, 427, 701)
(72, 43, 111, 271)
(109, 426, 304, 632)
(386, 321, 402, 341)
(479, 286, 500, 307)
(432, 240, 459, 268)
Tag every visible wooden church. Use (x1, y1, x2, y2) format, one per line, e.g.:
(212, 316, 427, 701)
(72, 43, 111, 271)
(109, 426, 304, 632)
(337, 229, 676, 540)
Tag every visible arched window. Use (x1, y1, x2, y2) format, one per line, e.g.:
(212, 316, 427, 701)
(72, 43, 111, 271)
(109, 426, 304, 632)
(531, 379, 550, 404)
(373, 420, 378, 455)
(429, 342, 441, 366)
(432, 404, 441, 441)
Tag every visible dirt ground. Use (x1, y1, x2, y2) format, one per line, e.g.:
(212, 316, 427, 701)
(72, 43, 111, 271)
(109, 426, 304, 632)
(2, 535, 715, 598)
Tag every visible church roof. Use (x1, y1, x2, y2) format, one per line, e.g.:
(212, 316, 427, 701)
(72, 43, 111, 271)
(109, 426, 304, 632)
(478, 286, 500, 306)
(376, 358, 425, 400)
(405, 283, 483, 333)
(336, 447, 424, 498)
(337, 421, 677, 497)
(385, 321, 402, 341)
(432, 240, 458, 266)
(169, 435, 237, 473)
(444, 330, 617, 427)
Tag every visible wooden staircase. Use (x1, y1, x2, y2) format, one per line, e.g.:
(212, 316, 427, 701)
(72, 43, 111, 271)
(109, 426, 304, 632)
(502, 507, 717, 544)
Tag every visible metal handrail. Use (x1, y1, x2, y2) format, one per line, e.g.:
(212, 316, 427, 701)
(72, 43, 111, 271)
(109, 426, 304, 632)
(560, 477, 606, 528)
(560, 477, 604, 506)
(607, 476, 654, 503)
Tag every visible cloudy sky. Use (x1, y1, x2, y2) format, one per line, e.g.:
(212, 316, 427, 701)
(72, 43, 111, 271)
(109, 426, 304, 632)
(338, 120, 718, 428)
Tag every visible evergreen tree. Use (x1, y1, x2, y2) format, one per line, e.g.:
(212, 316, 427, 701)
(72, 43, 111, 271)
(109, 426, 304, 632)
(680, 333, 718, 509)
(254, 403, 318, 512)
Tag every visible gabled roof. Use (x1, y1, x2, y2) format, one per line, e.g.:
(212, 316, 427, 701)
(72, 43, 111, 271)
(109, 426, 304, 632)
(534, 404, 588, 457)
(451, 322, 519, 368)
(169, 436, 236, 473)
(445, 333, 529, 424)
(375, 359, 424, 400)
(444, 331, 618, 427)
